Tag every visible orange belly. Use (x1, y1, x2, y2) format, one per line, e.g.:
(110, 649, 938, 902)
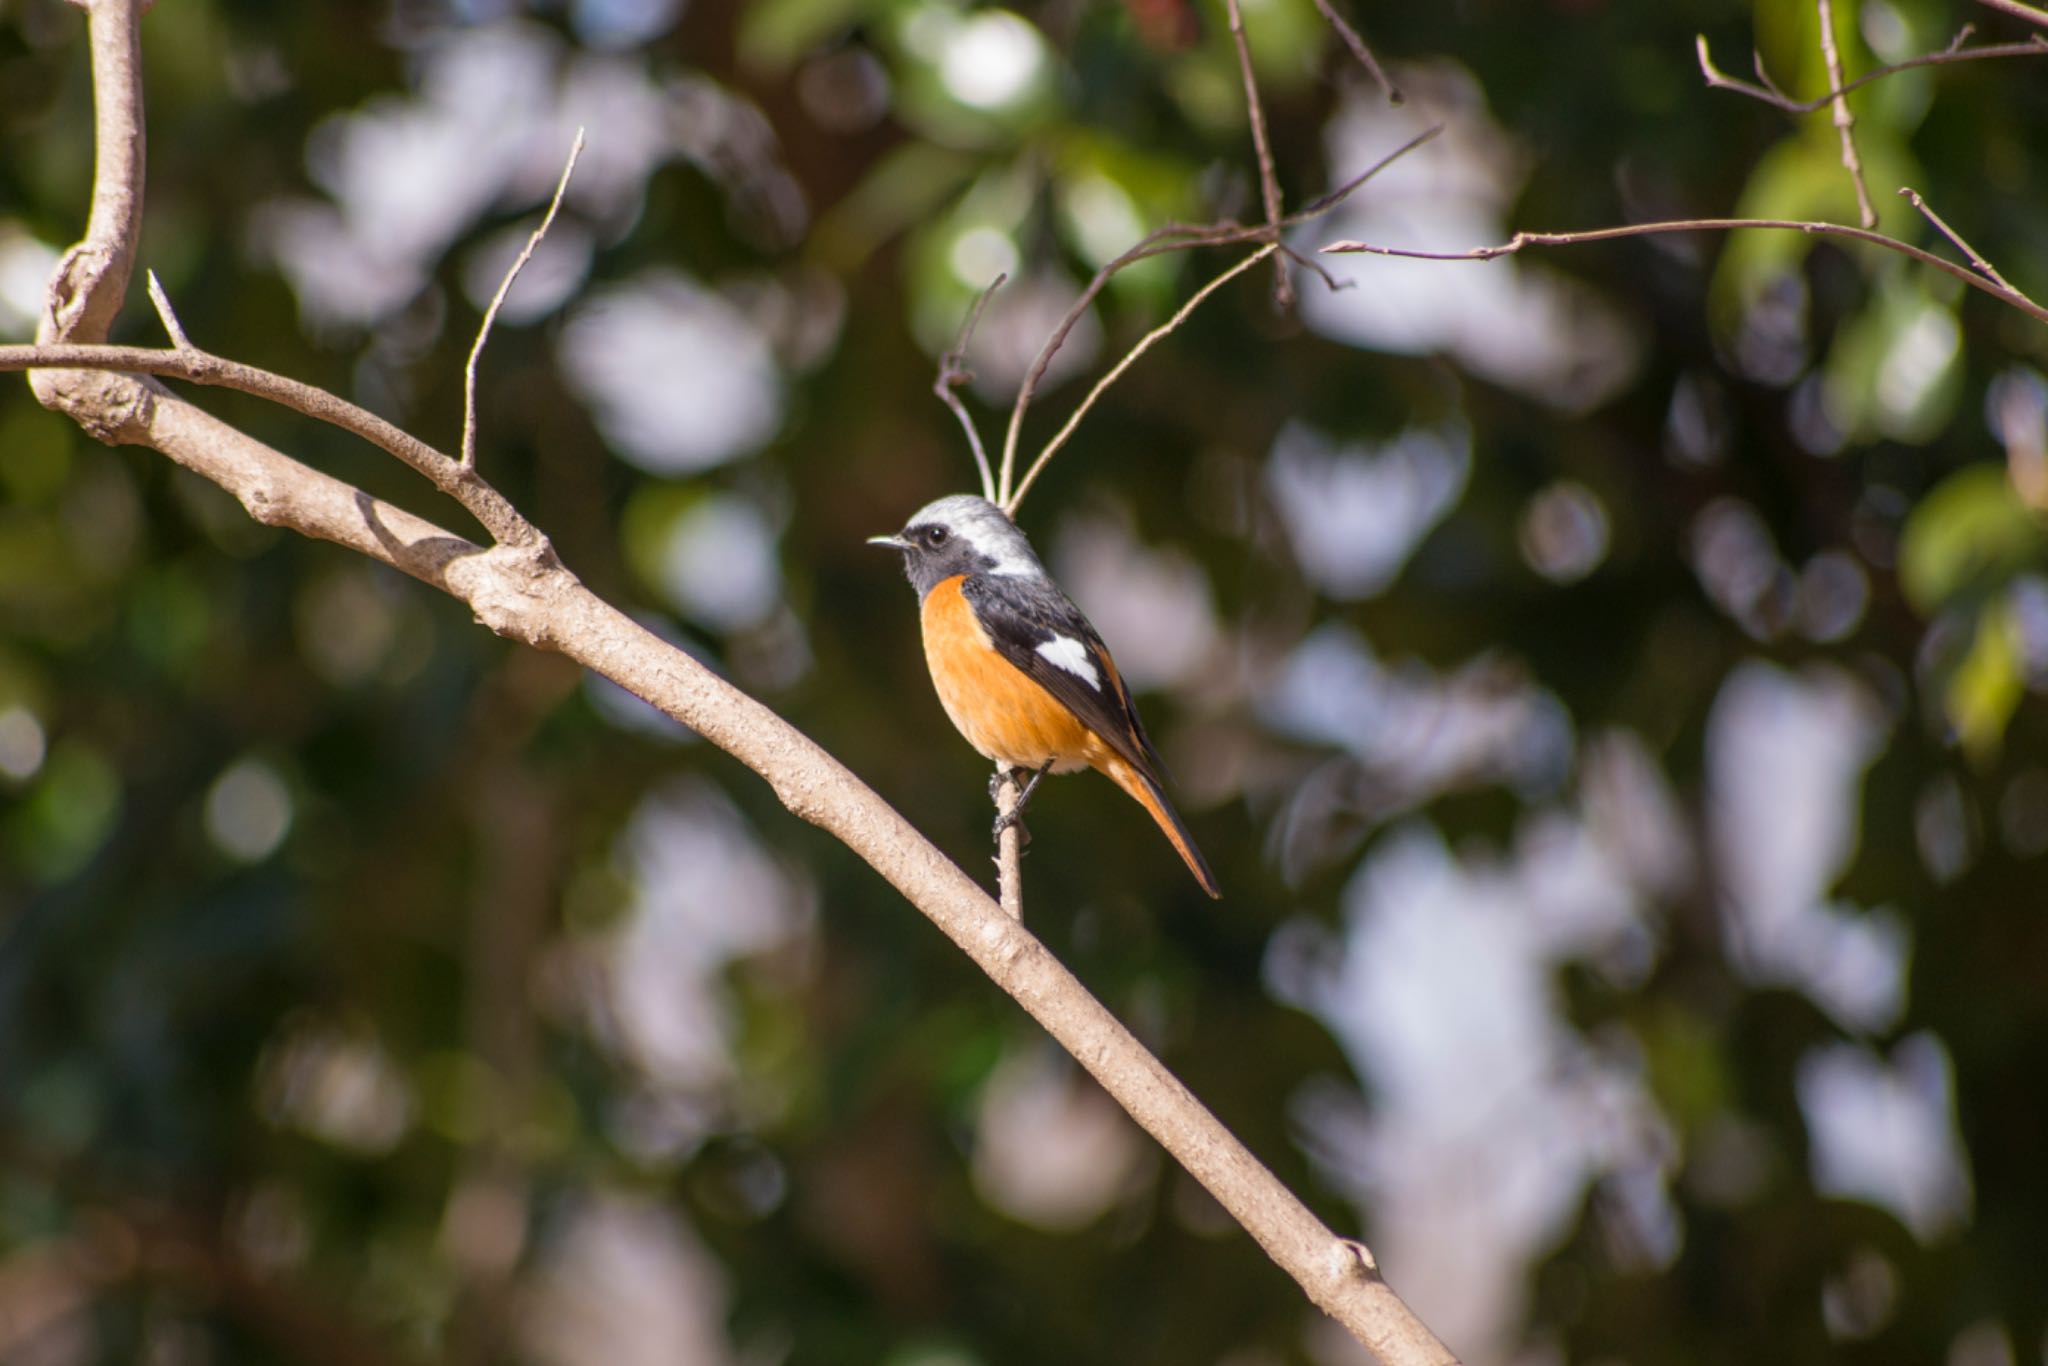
(919, 575, 1101, 772)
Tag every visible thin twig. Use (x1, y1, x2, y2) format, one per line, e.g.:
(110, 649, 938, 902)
(1005, 245, 1277, 515)
(1224, 0, 1292, 309)
(462, 128, 585, 470)
(1979, 0, 2048, 28)
(934, 273, 1006, 502)
(145, 268, 192, 350)
(1695, 28, 2046, 113)
(1816, 0, 1878, 228)
(1898, 186, 2019, 294)
(992, 125, 1443, 505)
(1309, 0, 1402, 104)
(1321, 216, 2048, 325)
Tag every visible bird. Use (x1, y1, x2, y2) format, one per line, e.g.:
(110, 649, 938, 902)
(869, 493, 1221, 899)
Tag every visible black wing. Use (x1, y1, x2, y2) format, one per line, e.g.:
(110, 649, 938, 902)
(962, 574, 1165, 779)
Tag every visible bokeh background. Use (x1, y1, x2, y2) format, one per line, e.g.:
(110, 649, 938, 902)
(4, 0, 2047, 1362)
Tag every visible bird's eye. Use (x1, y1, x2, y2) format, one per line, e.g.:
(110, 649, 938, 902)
(925, 526, 950, 547)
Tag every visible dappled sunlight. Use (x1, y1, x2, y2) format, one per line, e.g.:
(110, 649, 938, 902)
(559, 270, 784, 472)
(1265, 422, 1470, 601)
(1707, 662, 1907, 1033)
(572, 779, 815, 1160)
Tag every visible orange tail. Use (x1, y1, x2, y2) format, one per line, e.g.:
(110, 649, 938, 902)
(1099, 754, 1222, 899)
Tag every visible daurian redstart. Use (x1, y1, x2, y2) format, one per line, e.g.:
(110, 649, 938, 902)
(871, 494, 1220, 898)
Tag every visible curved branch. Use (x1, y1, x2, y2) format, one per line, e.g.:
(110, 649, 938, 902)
(1321, 215, 2048, 325)
(11, 341, 543, 547)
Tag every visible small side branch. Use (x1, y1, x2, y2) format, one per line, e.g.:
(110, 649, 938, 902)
(145, 269, 192, 350)
(1898, 186, 2019, 294)
(1006, 245, 1276, 514)
(1694, 25, 2047, 113)
(6, 341, 545, 546)
(463, 128, 584, 470)
(1224, 0, 1292, 308)
(991, 125, 1442, 506)
(933, 273, 1006, 503)
(1979, 0, 2048, 29)
(1309, 0, 1402, 104)
(1816, 0, 1878, 228)
(1321, 216, 2048, 326)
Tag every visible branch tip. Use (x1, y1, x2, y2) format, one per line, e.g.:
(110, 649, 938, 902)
(935, 273, 1007, 501)
(146, 269, 193, 351)
(462, 126, 586, 472)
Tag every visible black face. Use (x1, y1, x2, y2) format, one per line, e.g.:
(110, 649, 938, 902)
(885, 520, 991, 599)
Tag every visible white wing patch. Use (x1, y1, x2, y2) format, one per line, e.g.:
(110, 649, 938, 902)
(1035, 634, 1101, 690)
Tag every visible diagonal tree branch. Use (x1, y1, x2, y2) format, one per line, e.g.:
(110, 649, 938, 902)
(13, 3, 1457, 1360)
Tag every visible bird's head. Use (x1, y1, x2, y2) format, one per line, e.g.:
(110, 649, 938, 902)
(868, 494, 1046, 599)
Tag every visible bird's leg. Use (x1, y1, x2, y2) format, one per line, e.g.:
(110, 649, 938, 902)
(990, 761, 1054, 841)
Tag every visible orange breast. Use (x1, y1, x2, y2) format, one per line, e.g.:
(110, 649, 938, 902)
(919, 575, 1101, 772)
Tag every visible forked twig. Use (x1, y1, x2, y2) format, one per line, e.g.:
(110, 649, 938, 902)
(1898, 186, 2018, 294)
(988, 125, 1443, 507)
(1695, 26, 2046, 113)
(1004, 245, 1277, 515)
(934, 273, 1007, 503)
(462, 127, 585, 470)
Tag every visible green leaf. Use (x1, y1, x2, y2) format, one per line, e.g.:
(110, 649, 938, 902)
(1946, 599, 2025, 764)
(1897, 463, 2046, 614)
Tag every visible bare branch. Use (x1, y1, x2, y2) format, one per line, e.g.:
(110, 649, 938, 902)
(145, 268, 191, 350)
(1006, 245, 1277, 515)
(1898, 185, 2019, 294)
(1816, 0, 1878, 228)
(7, 341, 545, 546)
(464, 127, 585, 470)
(1309, 0, 1402, 104)
(1695, 25, 2046, 113)
(1322, 216, 2048, 325)
(1224, 0, 1292, 308)
(934, 273, 1006, 503)
(993, 125, 1443, 505)
(1979, 0, 2048, 28)
(35, 0, 145, 349)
